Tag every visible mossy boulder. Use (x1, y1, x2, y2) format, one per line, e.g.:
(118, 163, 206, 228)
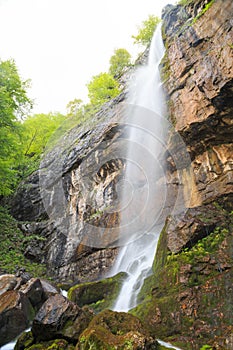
(76, 309, 159, 349)
(68, 272, 127, 313)
(15, 331, 75, 350)
(131, 208, 233, 349)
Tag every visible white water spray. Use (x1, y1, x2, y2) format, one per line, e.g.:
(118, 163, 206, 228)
(111, 23, 167, 312)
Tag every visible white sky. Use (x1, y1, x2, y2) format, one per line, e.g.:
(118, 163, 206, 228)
(0, 0, 177, 115)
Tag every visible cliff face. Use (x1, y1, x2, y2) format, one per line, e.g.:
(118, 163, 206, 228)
(133, 0, 233, 349)
(10, 0, 233, 347)
(12, 94, 127, 283)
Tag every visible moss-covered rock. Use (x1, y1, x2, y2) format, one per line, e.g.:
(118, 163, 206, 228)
(76, 309, 159, 349)
(131, 208, 233, 349)
(15, 332, 75, 350)
(68, 272, 127, 313)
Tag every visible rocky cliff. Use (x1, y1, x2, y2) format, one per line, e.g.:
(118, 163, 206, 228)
(9, 0, 233, 348)
(11, 94, 127, 283)
(132, 0, 233, 349)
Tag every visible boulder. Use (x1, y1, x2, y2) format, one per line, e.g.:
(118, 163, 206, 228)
(77, 309, 159, 350)
(32, 294, 93, 342)
(15, 331, 75, 350)
(19, 278, 44, 311)
(68, 272, 127, 312)
(40, 278, 60, 299)
(0, 274, 18, 296)
(0, 290, 34, 347)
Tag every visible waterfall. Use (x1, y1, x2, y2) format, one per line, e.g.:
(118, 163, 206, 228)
(111, 23, 167, 312)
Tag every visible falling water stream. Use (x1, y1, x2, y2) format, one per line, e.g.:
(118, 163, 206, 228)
(110, 22, 183, 350)
(111, 23, 166, 312)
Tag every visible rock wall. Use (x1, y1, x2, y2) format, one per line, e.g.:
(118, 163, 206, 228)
(163, 0, 233, 213)
(11, 94, 127, 283)
(132, 0, 233, 349)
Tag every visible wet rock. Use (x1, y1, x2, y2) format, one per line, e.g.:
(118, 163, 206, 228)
(19, 278, 44, 311)
(40, 278, 60, 299)
(32, 294, 93, 342)
(162, 0, 233, 211)
(165, 204, 222, 253)
(68, 272, 127, 312)
(77, 309, 159, 350)
(0, 290, 34, 347)
(0, 274, 18, 296)
(15, 331, 75, 350)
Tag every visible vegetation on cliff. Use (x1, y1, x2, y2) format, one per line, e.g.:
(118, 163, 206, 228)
(0, 206, 47, 277)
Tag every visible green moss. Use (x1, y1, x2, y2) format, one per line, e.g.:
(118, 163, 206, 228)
(67, 272, 127, 313)
(176, 0, 215, 37)
(131, 210, 233, 348)
(16, 335, 75, 350)
(15, 331, 34, 350)
(160, 51, 171, 83)
(77, 309, 157, 350)
(192, 0, 215, 24)
(0, 206, 47, 278)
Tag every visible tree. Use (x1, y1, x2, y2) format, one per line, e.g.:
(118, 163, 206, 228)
(66, 98, 83, 118)
(0, 59, 32, 195)
(87, 73, 120, 107)
(22, 112, 66, 156)
(109, 48, 131, 79)
(132, 15, 161, 47)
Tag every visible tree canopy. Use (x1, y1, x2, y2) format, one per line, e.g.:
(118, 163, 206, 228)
(109, 48, 131, 79)
(132, 15, 161, 47)
(0, 59, 32, 195)
(22, 112, 66, 157)
(87, 72, 120, 107)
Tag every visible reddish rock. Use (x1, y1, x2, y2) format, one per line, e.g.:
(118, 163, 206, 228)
(0, 290, 34, 347)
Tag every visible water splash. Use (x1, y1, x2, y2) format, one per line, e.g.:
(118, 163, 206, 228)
(111, 23, 167, 312)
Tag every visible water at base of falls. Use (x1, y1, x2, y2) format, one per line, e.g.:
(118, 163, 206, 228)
(112, 230, 161, 312)
(111, 23, 167, 312)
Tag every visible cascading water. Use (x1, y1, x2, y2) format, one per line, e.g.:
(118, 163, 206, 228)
(111, 23, 167, 312)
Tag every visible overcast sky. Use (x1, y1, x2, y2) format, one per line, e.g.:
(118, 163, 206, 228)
(0, 0, 177, 114)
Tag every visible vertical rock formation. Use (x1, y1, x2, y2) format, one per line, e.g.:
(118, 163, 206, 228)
(133, 0, 233, 349)
(11, 95, 127, 283)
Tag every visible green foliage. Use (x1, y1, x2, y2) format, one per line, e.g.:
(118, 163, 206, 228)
(132, 15, 161, 47)
(0, 206, 47, 277)
(22, 112, 66, 156)
(200, 345, 213, 350)
(109, 48, 131, 79)
(0, 59, 32, 195)
(87, 72, 120, 107)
